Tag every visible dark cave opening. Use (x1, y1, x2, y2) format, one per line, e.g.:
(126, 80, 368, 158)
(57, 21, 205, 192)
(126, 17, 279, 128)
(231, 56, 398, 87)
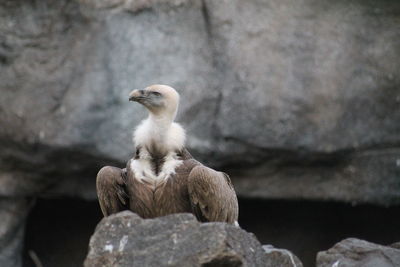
(23, 198, 400, 267)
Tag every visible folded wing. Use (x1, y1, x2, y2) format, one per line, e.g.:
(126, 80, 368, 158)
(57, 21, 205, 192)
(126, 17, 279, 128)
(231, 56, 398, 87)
(96, 166, 129, 216)
(188, 165, 239, 224)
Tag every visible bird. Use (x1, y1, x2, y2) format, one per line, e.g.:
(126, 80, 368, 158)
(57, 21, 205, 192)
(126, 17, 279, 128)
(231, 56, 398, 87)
(96, 84, 238, 224)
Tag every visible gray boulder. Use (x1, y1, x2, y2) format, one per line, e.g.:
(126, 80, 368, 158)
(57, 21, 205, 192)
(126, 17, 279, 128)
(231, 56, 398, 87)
(262, 245, 303, 267)
(84, 211, 302, 267)
(316, 238, 400, 267)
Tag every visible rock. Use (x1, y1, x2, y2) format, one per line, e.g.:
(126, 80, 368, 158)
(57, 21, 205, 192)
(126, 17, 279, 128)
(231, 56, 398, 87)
(84, 211, 303, 267)
(390, 242, 400, 250)
(0, 0, 399, 206)
(79, 0, 191, 14)
(201, 0, 400, 205)
(262, 245, 303, 267)
(316, 238, 400, 267)
(0, 198, 33, 267)
(1, 0, 399, 265)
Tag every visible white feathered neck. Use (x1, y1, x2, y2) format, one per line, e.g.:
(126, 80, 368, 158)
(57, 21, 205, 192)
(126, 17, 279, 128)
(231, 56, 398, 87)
(133, 113, 186, 153)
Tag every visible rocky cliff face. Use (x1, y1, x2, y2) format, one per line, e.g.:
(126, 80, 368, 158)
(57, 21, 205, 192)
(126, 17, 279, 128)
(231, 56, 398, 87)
(0, 0, 399, 266)
(1, 0, 399, 204)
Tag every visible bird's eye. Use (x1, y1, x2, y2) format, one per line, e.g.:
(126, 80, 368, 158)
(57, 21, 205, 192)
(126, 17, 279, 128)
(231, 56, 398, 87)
(152, 92, 162, 97)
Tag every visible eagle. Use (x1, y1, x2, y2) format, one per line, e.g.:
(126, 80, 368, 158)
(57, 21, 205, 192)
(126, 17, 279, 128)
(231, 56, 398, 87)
(96, 84, 239, 224)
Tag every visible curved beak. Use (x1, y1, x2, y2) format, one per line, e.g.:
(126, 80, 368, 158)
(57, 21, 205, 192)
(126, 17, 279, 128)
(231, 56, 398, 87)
(129, 89, 146, 102)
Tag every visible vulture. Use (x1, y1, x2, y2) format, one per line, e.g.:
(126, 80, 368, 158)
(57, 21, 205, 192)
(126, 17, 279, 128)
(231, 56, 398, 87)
(96, 84, 238, 224)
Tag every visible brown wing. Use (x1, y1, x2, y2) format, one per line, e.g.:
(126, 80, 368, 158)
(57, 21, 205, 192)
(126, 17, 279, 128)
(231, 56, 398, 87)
(188, 165, 239, 224)
(96, 166, 129, 217)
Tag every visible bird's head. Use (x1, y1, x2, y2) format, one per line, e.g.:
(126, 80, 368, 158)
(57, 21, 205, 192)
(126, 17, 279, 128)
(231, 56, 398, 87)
(129, 84, 180, 119)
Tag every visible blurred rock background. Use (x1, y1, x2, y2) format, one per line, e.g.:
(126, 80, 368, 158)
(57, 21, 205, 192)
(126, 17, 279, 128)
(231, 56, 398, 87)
(0, 0, 399, 266)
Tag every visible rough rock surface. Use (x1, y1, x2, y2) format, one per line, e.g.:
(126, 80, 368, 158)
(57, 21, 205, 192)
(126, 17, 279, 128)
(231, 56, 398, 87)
(316, 238, 400, 267)
(0, 198, 33, 267)
(262, 245, 303, 267)
(390, 242, 400, 250)
(84, 211, 302, 267)
(1, 1, 399, 264)
(0, 0, 399, 204)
